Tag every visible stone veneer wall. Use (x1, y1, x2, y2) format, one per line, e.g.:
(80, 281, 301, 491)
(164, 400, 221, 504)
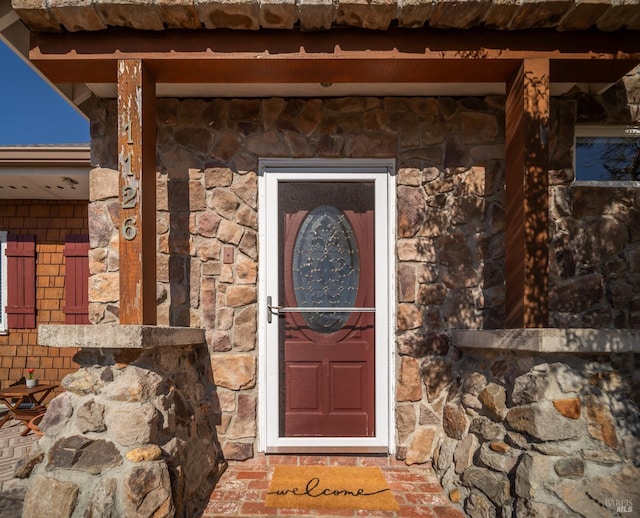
(84, 76, 638, 467)
(432, 348, 640, 516)
(88, 95, 508, 460)
(547, 66, 640, 329)
(19, 334, 225, 518)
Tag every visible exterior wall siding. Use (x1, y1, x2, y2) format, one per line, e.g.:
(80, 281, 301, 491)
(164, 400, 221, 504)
(0, 200, 87, 390)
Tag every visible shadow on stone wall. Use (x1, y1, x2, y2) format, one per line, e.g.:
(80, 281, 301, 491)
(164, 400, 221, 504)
(433, 349, 640, 516)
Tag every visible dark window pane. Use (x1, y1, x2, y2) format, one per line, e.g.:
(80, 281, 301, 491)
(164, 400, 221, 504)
(576, 136, 640, 181)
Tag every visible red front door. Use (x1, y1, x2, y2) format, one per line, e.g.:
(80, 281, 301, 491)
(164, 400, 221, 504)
(279, 182, 375, 437)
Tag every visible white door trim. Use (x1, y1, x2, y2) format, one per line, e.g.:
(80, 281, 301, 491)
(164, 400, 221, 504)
(257, 158, 396, 454)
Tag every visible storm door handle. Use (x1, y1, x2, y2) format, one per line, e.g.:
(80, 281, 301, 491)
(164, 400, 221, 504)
(267, 296, 374, 323)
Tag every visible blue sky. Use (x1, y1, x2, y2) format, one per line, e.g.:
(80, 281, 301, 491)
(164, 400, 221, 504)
(0, 40, 89, 145)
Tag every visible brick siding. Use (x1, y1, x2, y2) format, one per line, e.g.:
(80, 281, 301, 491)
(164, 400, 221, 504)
(0, 200, 88, 390)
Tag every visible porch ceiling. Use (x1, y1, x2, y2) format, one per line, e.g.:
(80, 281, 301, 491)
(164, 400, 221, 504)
(2, 0, 640, 109)
(27, 28, 640, 98)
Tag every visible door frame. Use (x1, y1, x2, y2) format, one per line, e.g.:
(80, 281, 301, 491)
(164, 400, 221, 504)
(257, 158, 396, 454)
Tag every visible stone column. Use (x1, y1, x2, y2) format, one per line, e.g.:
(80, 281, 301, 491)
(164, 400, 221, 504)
(22, 325, 226, 518)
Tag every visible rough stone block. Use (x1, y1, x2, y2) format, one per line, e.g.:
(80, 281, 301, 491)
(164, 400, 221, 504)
(211, 354, 256, 389)
(223, 440, 254, 460)
(558, 2, 609, 31)
(397, 356, 423, 401)
(512, 370, 549, 405)
(126, 445, 163, 462)
(124, 462, 175, 518)
(195, 0, 260, 29)
(444, 403, 468, 439)
(466, 490, 497, 518)
(14, 444, 44, 479)
(585, 395, 619, 449)
(406, 427, 436, 465)
(105, 403, 159, 446)
(102, 366, 165, 402)
(335, 0, 396, 29)
(23, 475, 79, 517)
(397, 0, 433, 27)
(429, 0, 491, 29)
(515, 452, 556, 499)
(259, 0, 296, 28)
(298, 0, 336, 30)
(507, 401, 582, 441)
(86, 478, 119, 518)
(396, 404, 417, 443)
(39, 392, 74, 436)
(478, 382, 507, 421)
(461, 466, 510, 506)
(463, 372, 488, 396)
(50, 1, 106, 31)
(420, 356, 454, 402)
(478, 442, 520, 473)
(469, 415, 506, 441)
(93, 0, 164, 30)
(508, 0, 574, 29)
(398, 186, 427, 237)
(13, 0, 63, 31)
(156, 0, 202, 28)
(597, 3, 640, 31)
(554, 457, 584, 478)
(454, 433, 479, 474)
(397, 264, 417, 302)
(73, 440, 123, 474)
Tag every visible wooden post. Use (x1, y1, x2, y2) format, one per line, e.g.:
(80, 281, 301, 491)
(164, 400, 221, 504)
(117, 59, 157, 325)
(504, 59, 550, 328)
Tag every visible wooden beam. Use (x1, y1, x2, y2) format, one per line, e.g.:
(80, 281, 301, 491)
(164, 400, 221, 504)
(504, 59, 550, 328)
(118, 59, 156, 325)
(29, 28, 640, 85)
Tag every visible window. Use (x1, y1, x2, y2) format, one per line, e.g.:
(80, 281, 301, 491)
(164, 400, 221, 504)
(0, 231, 6, 333)
(575, 125, 640, 182)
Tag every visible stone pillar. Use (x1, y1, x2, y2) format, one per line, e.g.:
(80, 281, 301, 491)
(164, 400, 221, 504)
(22, 325, 226, 518)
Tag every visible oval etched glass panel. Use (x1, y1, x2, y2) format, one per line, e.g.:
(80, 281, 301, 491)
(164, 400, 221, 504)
(292, 205, 360, 333)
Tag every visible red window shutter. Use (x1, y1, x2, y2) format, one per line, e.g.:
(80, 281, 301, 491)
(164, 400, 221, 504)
(64, 235, 90, 325)
(5, 234, 36, 329)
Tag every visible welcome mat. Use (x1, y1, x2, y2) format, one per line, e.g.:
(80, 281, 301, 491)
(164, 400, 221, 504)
(265, 465, 399, 511)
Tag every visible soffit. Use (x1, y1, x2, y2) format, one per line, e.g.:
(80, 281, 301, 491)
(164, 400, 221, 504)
(0, 146, 90, 200)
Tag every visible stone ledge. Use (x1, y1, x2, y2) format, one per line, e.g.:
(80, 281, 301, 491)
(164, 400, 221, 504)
(38, 325, 205, 349)
(453, 328, 640, 354)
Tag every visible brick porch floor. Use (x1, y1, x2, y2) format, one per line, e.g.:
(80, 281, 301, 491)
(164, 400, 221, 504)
(202, 454, 465, 518)
(1, 420, 464, 517)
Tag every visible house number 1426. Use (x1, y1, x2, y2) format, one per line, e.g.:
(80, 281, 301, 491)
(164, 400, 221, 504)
(121, 120, 138, 241)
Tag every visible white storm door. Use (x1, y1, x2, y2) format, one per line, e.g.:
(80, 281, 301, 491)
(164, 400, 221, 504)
(258, 158, 396, 454)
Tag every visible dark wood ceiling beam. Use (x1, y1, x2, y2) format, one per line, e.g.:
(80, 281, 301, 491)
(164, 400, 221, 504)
(30, 28, 640, 85)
